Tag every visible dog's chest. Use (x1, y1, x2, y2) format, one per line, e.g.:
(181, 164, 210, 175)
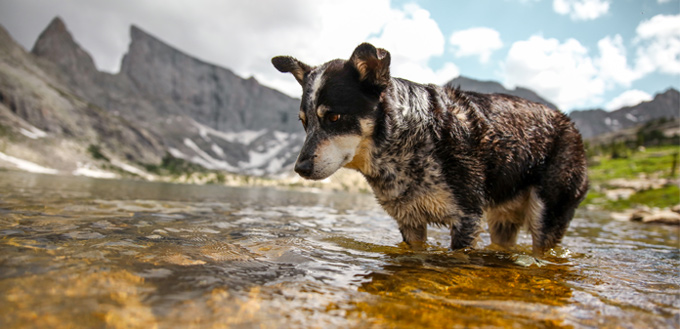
(365, 140, 463, 226)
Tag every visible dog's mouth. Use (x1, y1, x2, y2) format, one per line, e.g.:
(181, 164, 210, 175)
(295, 134, 362, 180)
(295, 148, 357, 180)
(295, 156, 351, 180)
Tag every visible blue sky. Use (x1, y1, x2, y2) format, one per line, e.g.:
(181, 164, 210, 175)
(0, 0, 678, 112)
(404, 0, 680, 111)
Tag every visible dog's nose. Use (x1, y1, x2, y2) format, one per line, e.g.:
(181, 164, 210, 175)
(294, 159, 313, 177)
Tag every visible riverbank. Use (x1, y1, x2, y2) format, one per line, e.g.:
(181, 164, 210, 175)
(2, 145, 677, 213)
(583, 145, 679, 223)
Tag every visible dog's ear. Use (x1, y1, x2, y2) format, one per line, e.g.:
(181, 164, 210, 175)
(350, 43, 391, 88)
(271, 56, 311, 86)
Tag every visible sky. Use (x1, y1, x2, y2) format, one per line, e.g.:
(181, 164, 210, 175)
(0, 0, 678, 112)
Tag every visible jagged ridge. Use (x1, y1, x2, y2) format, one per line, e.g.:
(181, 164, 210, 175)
(570, 89, 680, 139)
(22, 17, 304, 176)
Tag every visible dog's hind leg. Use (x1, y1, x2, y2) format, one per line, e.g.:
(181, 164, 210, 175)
(533, 132, 588, 256)
(488, 220, 522, 249)
(450, 214, 483, 250)
(531, 203, 578, 256)
(484, 188, 545, 250)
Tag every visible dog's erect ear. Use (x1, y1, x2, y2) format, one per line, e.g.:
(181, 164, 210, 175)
(271, 56, 311, 86)
(349, 43, 391, 88)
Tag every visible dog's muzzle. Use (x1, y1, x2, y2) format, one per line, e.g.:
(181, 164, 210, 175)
(294, 157, 314, 178)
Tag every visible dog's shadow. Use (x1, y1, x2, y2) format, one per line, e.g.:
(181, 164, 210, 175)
(347, 243, 582, 326)
(327, 235, 584, 316)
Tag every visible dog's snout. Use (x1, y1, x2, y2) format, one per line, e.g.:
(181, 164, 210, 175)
(295, 158, 314, 177)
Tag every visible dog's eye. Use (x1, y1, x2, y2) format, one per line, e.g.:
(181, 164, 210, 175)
(328, 113, 341, 123)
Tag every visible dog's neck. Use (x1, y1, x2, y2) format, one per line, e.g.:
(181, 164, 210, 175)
(382, 78, 438, 125)
(346, 78, 450, 179)
(348, 78, 479, 184)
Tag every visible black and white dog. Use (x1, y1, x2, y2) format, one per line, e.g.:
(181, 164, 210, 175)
(272, 43, 588, 256)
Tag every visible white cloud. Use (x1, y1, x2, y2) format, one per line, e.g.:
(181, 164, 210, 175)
(504, 20, 678, 111)
(504, 35, 605, 110)
(393, 62, 460, 86)
(367, 4, 459, 85)
(605, 90, 653, 111)
(449, 27, 503, 63)
(658, 0, 671, 3)
(2, 0, 460, 98)
(596, 35, 642, 87)
(553, 0, 610, 21)
(634, 14, 680, 75)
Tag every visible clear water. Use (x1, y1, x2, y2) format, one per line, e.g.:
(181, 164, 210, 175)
(0, 171, 678, 328)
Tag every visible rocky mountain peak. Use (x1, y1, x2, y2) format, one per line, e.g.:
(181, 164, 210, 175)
(120, 24, 300, 132)
(446, 76, 558, 110)
(569, 88, 680, 139)
(130, 24, 150, 40)
(0, 23, 16, 47)
(31, 17, 97, 76)
(0, 24, 29, 60)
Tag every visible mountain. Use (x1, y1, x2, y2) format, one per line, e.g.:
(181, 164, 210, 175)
(445, 76, 558, 110)
(120, 25, 301, 133)
(0, 20, 165, 176)
(569, 89, 680, 139)
(0, 17, 305, 177)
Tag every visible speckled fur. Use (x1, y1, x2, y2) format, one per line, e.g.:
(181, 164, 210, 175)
(272, 43, 588, 256)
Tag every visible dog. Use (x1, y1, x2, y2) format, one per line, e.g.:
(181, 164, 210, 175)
(272, 43, 588, 256)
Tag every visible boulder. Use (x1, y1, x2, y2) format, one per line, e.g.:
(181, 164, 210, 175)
(630, 209, 680, 225)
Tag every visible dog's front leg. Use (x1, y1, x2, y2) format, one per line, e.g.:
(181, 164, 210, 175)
(450, 215, 482, 250)
(398, 223, 427, 249)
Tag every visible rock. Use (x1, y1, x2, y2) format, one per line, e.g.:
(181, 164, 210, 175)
(671, 204, 680, 214)
(606, 178, 669, 192)
(630, 209, 652, 222)
(630, 209, 680, 225)
(605, 188, 636, 200)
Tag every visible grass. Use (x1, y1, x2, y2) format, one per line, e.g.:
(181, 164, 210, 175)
(583, 145, 680, 211)
(593, 185, 680, 211)
(587, 145, 679, 182)
(142, 153, 206, 176)
(87, 144, 110, 162)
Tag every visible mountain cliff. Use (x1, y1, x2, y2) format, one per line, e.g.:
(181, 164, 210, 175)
(0, 17, 304, 177)
(569, 89, 679, 139)
(120, 26, 300, 133)
(0, 20, 164, 175)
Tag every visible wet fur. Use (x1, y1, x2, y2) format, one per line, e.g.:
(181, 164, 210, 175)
(272, 43, 588, 256)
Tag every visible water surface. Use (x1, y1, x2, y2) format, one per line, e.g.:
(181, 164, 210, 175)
(0, 171, 678, 328)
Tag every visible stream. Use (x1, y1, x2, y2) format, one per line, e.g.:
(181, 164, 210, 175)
(0, 171, 678, 328)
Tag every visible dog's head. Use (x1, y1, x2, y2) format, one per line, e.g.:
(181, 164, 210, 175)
(272, 43, 391, 180)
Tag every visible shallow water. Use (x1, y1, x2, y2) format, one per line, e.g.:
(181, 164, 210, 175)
(0, 171, 678, 328)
